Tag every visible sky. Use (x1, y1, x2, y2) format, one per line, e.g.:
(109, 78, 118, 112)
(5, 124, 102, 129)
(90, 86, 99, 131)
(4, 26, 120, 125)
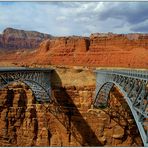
(0, 2, 148, 36)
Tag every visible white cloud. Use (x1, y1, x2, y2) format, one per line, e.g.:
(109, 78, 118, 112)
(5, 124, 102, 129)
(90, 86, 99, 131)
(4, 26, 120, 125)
(0, 2, 148, 36)
(74, 17, 90, 23)
(93, 2, 105, 12)
(56, 16, 67, 21)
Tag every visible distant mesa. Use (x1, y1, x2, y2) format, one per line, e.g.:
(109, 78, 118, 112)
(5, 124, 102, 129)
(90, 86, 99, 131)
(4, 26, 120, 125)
(1, 27, 148, 51)
(0, 27, 53, 50)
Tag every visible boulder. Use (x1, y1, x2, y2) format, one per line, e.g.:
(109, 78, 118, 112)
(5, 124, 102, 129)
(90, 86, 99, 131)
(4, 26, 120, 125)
(112, 126, 125, 139)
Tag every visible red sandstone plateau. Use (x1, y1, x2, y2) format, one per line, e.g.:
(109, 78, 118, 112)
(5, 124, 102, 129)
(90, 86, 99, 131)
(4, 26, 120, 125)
(0, 28, 148, 68)
(32, 34, 148, 68)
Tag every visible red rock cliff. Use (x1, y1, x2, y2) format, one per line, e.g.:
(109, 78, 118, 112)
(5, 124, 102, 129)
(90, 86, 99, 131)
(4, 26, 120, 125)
(0, 28, 52, 50)
(38, 36, 89, 53)
(1, 31, 148, 68)
(89, 33, 148, 51)
(28, 33, 148, 68)
(31, 37, 90, 65)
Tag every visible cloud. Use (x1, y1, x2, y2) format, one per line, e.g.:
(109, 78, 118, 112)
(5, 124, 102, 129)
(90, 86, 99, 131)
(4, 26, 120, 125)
(0, 2, 148, 36)
(98, 2, 148, 24)
(130, 20, 148, 32)
(56, 16, 67, 22)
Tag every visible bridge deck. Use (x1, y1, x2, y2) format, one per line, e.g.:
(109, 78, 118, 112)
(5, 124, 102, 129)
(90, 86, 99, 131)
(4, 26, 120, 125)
(0, 67, 53, 72)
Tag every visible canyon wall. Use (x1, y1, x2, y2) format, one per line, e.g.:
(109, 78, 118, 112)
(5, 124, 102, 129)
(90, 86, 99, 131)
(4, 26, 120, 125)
(26, 33, 148, 68)
(0, 28, 52, 50)
(0, 67, 143, 146)
(1, 28, 148, 68)
(0, 34, 3, 47)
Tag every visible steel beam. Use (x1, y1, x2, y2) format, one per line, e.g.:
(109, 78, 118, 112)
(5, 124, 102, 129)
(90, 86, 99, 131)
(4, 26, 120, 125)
(0, 67, 53, 103)
(94, 69, 148, 146)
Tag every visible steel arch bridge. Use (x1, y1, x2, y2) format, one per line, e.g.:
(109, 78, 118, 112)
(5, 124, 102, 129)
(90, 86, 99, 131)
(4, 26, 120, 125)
(0, 67, 53, 102)
(94, 69, 148, 146)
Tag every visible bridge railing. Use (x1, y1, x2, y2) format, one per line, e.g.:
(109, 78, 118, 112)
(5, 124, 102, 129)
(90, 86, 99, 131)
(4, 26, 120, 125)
(95, 69, 148, 80)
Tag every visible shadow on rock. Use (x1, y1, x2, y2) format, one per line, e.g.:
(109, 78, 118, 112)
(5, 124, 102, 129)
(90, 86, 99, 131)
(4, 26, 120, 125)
(50, 70, 103, 146)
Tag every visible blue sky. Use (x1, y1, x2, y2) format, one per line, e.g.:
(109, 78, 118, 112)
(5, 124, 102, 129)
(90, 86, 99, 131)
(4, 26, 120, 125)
(0, 2, 148, 36)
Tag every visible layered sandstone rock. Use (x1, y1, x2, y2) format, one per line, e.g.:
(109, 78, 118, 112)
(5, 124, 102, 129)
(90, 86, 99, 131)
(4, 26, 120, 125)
(1, 30, 148, 68)
(25, 32, 148, 68)
(38, 37, 89, 53)
(28, 37, 89, 66)
(0, 28, 52, 50)
(89, 33, 148, 51)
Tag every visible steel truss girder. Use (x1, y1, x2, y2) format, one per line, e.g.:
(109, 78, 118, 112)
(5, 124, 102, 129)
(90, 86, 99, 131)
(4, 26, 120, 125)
(0, 70, 52, 103)
(94, 69, 148, 147)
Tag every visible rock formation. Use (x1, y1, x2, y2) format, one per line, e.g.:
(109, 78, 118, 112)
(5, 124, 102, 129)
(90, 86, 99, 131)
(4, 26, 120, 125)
(1, 28, 148, 68)
(0, 34, 3, 47)
(24, 33, 148, 68)
(38, 36, 89, 53)
(0, 28, 52, 50)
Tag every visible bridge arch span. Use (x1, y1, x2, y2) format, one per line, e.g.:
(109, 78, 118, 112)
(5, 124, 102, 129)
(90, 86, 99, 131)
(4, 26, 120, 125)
(94, 81, 114, 108)
(1, 79, 51, 103)
(94, 69, 148, 147)
(0, 67, 53, 103)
